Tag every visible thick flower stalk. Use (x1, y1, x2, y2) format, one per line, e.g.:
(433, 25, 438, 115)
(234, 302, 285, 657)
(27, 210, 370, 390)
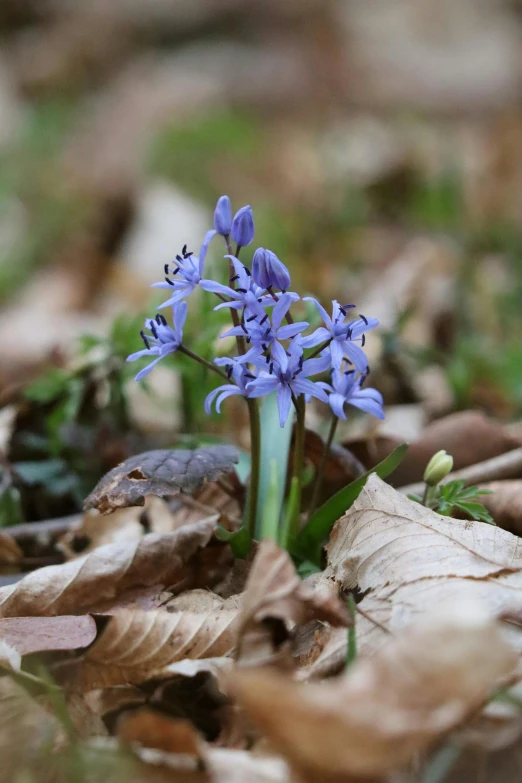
(127, 194, 384, 541)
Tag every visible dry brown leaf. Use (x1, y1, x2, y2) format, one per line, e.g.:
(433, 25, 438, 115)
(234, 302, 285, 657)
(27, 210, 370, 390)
(349, 411, 522, 486)
(0, 532, 22, 566)
(0, 519, 230, 618)
(236, 540, 348, 668)
(60, 608, 238, 690)
(57, 506, 145, 559)
(167, 482, 242, 532)
(232, 601, 517, 780)
(307, 474, 522, 677)
(0, 615, 97, 655)
(119, 709, 202, 757)
(479, 480, 522, 535)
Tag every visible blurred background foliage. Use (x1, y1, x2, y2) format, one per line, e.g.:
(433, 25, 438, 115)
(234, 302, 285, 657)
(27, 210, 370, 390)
(2, 0, 522, 521)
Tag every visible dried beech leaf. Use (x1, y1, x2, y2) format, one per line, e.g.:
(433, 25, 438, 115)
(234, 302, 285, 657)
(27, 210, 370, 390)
(0, 519, 228, 618)
(0, 533, 22, 566)
(119, 710, 202, 757)
(0, 641, 21, 672)
(61, 608, 238, 690)
(0, 616, 96, 655)
(57, 507, 145, 559)
(237, 540, 348, 668)
(479, 480, 522, 535)
(306, 474, 522, 674)
(349, 411, 521, 486)
(233, 601, 517, 779)
(84, 446, 239, 514)
(167, 482, 242, 532)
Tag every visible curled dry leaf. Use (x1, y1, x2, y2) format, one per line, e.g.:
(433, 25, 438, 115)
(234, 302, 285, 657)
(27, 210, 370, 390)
(57, 506, 145, 559)
(478, 480, 522, 536)
(60, 608, 238, 690)
(119, 709, 202, 757)
(308, 474, 522, 677)
(84, 445, 239, 514)
(0, 518, 230, 618)
(0, 615, 96, 656)
(349, 411, 522, 486)
(236, 540, 348, 668)
(0, 533, 22, 566)
(233, 601, 517, 779)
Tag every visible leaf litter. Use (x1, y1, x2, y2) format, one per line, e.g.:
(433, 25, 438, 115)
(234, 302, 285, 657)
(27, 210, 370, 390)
(6, 454, 522, 782)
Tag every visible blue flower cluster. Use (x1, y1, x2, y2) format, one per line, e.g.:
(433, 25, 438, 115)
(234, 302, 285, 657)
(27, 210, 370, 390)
(128, 196, 384, 427)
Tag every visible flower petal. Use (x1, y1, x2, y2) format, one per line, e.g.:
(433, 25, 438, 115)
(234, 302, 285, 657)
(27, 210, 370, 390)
(135, 356, 163, 381)
(329, 392, 347, 420)
(277, 321, 309, 340)
(303, 297, 332, 330)
(276, 384, 292, 428)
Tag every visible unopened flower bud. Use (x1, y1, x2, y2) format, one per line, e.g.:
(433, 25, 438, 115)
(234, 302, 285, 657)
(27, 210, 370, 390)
(423, 450, 453, 487)
(231, 205, 254, 247)
(252, 248, 291, 291)
(213, 195, 232, 236)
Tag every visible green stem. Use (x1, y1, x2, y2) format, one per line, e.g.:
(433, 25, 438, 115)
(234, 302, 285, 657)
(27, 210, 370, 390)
(178, 345, 229, 380)
(289, 394, 306, 542)
(246, 398, 261, 538)
(308, 414, 339, 518)
(422, 483, 436, 508)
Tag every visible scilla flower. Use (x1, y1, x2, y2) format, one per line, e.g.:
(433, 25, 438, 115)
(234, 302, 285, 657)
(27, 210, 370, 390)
(152, 230, 216, 307)
(204, 352, 258, 414)
(319, 369, 384, 420)
(214, 195, 232, 236)
(127, 303, 187, 381)
(231, 205, 254, 248)
(302, 298, 378, 371)
(252, 248, 291, 291)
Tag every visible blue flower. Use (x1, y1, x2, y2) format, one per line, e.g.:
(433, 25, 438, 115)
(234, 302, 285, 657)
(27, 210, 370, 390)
(214, 195, 232, 236)
(222, 292, 306, 349)
(252, 248, 291, 291)
(319, 369, 384, 420)
(201, 256, 269, 323)
(231, 205, 254, 248)
(302, 298, 378, 371)
(246, 340, 330, 427)
(127, 302, 187, 381)
(152, 230, 216, 307)
(204, 351, 259, 414)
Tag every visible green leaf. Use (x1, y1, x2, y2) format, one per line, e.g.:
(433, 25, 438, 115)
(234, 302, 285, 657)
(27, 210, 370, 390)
(293, 443, 408, 565)
(346, 594, 357, 668)
(215, 525, 252, 558)
(13, 459, 67, 485)
(24, 368, 69, 403)
(454, 501, 495, 525)
(0, 484, 24, 527)
(255, 392, 293, 536)
(407, 492, 423, 504)
(259, 459, 280, 542)
(297, 559, 322, 578)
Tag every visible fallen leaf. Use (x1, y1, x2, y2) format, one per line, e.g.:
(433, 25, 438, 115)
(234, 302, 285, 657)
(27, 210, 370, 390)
(84, 446, 239, 514)
(0, 533, 22, 566)
(119, 710, 202, 757)
(349, 411, 521, 486)
(60, 608, 238, 690)
(0, 518, 230, 617)
(306, 474, 522, 676)
(232, 601, 517, 779)
(0, 615, 96, 655)
(167, 481, 243, 532)
(0, 640, 20, 672)
(478, 481, 522, 535)
(236, 540, 348, 668)
(57, 506, 145, 559)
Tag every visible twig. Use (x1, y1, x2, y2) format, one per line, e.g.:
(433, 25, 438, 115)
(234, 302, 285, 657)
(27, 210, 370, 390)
(399, 447, 522, 498)
(5, 514, 82, 542)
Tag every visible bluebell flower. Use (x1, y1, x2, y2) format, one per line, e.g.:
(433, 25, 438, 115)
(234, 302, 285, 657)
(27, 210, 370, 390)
(214, 195, 232, 236)
(222, 292, 306, 349)
(201, 256, 268, 323)
(127, 302, 187, 381)
(204, 351, 259, 414)
(252, 248, 291, 291)
(152, 230, 216, 308)
(319, 369, 384, 420)
(231, 205, 254, 248)
(302, 298, 378, 371)
(246, 340, 330, 427)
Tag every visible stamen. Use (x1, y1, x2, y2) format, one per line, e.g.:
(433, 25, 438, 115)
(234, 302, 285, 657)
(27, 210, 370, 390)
(150, 322, 158, 339)
(155, 314, 162, 324)
(298, 356, 304, 372)
(259, 314, 268, 325)
(265, 354, 270, 363)
(140, 330, 150, 350)
(230, 274, 240, 282)
(241, 323, 248, 334)
(176, 255, 183, 264)
(246, 336, 252, 344)
(164, 263, 170, 275)
(173, 267, 180, 275)
(347, 328, 353, 339)
(360, 314, 368, 325)
(165, 277, 174, 286)
(244, 266, 251, 277)
(236, 288, 248, 294)
(269, 362, 274, 374)
(158, 314, 167, 325)
(361, 334, 366, 347)
(263, 327, 271, 340)
(226, 364, 233, 379)
(244, 372, 256, 380)
(246, 315, 257, 323)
